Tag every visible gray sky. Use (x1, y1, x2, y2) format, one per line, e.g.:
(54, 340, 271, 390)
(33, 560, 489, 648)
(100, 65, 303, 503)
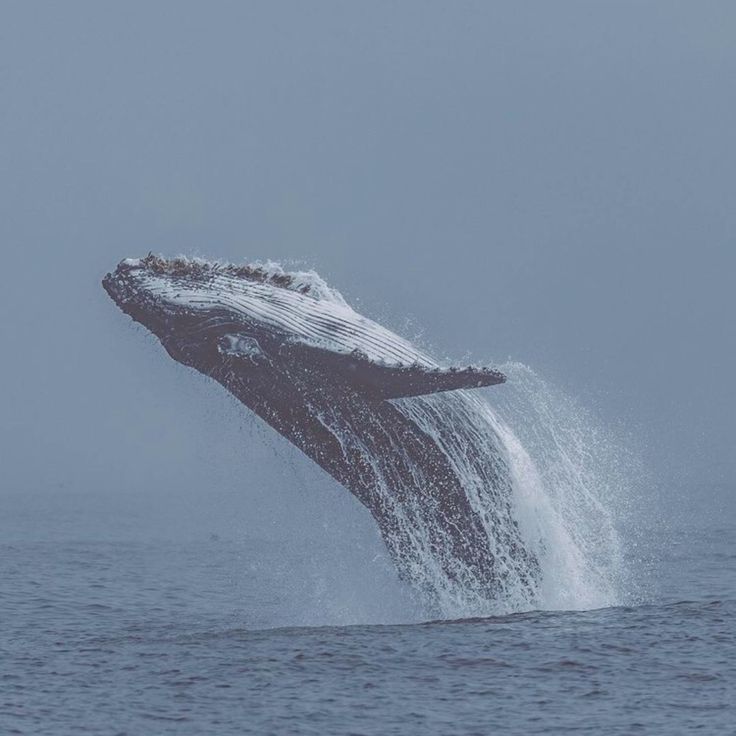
(1, 1, 734, 522)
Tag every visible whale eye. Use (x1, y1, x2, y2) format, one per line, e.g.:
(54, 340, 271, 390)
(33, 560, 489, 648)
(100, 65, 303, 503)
(217, 334, 264, 360)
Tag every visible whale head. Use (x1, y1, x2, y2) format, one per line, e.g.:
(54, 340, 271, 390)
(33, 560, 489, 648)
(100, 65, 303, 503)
(102, 254, 352, 370)
(103, 254, 504, 402)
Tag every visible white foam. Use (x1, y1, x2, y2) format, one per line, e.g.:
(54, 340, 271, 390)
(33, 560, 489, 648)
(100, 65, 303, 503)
(494, 363, 629, 611)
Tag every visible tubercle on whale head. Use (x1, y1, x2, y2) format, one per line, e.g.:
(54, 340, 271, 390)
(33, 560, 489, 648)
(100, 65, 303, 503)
(113, 253, 306, 291)
(102, 259, 171, 326)
(123, 253, 355, 302)
(102, 258, 208, 364)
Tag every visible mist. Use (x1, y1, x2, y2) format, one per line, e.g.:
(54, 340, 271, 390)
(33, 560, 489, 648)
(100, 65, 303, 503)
(2, 1, 734, 542)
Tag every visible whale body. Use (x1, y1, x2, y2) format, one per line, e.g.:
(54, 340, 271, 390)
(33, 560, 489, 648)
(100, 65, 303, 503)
(103, 255, 539, 608)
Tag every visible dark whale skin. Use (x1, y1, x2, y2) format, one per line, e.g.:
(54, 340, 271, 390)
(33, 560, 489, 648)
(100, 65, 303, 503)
(103, 255, 539, 608)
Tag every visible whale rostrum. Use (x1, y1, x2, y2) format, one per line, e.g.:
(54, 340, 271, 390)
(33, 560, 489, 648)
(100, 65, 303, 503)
(103, 255, 539, 609)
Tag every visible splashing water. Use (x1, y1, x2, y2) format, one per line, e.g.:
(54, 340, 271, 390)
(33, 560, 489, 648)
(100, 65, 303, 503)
(103, 257, 643, 623)
(492, 362, 631, 611)
(387, 362, 633, 618)
(390, 391, 535, 617)
(266, 362, 635, 622)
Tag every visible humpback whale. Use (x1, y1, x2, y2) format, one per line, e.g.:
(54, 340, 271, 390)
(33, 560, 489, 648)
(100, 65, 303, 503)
(103, 255, 539, 608)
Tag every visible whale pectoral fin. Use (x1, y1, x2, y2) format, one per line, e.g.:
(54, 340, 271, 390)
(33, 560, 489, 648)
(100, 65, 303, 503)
(281, 342, 505, 399)
(302, 347, 504, 399)
(350, 361, 506, 400)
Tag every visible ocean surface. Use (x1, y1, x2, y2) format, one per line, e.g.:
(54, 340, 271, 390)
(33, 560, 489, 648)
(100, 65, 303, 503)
(1, 481, 734, 735)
